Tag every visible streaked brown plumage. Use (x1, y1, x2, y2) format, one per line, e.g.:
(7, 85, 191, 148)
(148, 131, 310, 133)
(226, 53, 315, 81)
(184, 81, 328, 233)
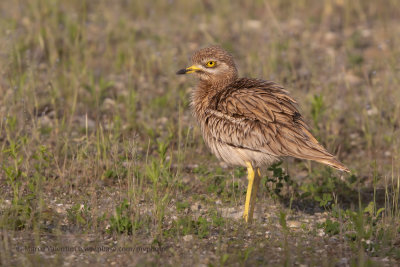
(177, 45, 349, 222)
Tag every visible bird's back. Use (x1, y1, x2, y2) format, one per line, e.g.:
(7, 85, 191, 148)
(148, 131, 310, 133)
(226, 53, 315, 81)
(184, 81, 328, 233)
(193, 78, 349, 172)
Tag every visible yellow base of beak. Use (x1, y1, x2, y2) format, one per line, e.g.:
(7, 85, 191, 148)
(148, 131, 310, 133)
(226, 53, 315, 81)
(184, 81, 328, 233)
(176, 64, 201, 75)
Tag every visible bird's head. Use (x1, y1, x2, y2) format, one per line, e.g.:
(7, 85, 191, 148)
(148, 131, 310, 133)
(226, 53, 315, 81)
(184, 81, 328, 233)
(177, 45, 238, 86)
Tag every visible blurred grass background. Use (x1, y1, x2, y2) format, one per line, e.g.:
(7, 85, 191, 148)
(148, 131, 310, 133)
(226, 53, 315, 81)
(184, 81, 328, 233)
(0, 0, 399, 265)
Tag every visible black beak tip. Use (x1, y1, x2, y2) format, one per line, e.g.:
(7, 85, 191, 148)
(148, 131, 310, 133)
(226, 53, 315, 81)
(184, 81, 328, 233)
(176, 69, 187, 75)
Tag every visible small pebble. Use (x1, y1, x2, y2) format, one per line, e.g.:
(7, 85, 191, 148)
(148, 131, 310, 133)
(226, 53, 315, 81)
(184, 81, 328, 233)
(183, 235, 193, 242)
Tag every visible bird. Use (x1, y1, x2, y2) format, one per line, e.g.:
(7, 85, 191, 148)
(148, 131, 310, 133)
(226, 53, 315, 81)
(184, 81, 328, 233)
(177, 45, 349, 223)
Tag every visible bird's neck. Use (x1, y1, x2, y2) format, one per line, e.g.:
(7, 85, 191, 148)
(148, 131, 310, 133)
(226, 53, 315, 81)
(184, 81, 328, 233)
(191, 78, 237, 118)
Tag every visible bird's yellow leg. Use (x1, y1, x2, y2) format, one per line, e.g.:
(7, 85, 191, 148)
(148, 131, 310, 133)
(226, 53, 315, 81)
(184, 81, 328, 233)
(243, 162, 261, 223)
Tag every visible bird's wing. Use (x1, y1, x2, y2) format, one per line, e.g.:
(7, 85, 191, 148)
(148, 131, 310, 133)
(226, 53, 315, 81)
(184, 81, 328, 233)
(206, 79, 347, 170)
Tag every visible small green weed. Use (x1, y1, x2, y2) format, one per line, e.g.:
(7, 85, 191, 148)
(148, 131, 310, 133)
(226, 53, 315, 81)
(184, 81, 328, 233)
(167, 215, 210, 239)
(108, 199, 133, 235)
(300, 170, 355, 209)
(263, 162, 297, 200)
(164, 211, 223, 239)
(67, 203, 91, 227)
(176, 201, 189, 213)
(317, 218, 340, 236)
(279, 210, 288, 232)
(347, 53, 364, 67)
(210, 210, 225, 227)
(310, 94, 324, 131)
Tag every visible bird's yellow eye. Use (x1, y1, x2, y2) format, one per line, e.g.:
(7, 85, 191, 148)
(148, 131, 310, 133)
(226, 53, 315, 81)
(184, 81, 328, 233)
(205, 61, 216, 68)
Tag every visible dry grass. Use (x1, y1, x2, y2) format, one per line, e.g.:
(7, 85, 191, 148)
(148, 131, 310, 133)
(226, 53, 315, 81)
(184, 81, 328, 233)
(0, 0, 399, 266)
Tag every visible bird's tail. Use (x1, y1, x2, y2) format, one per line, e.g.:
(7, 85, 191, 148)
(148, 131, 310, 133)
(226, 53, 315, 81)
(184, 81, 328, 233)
(296, 123, 350, 173)
(313, 157, 350, 173)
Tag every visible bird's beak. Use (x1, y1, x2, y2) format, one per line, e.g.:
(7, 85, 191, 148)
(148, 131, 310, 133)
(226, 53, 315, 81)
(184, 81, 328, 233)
(176, 64, 201, 75)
